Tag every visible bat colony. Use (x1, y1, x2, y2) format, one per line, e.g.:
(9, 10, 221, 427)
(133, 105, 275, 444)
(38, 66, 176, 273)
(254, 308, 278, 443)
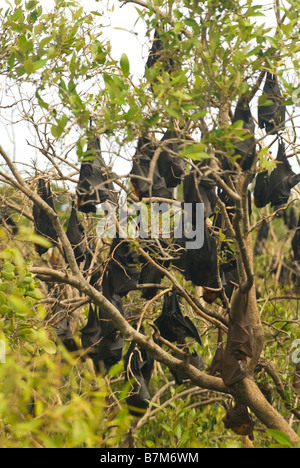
(1, 26, 299, 441)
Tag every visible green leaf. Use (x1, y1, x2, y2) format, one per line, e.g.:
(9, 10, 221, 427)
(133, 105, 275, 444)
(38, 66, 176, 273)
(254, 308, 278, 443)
(265, 36, 279, 48)
(120, 53, 130, 77)
(42, 340, 57, 355)
(146, 440, 156, 448)
(268, 429, 293, 447)
(165, 106, 181, 119)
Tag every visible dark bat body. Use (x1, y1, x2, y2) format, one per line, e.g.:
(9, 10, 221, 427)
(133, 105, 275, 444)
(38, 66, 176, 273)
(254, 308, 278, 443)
(154, 291, 202, 345)
(157, 130, 185, 189)
(258, 72, 286, 135)
(130, 136, 173, 200)
(76, 136, 116, 213)
(183, 172, 217, 219)
(124, 341, 154, 417)
(253, 171, 270, 208)
(65, 202, 85, 265)
(291, 216, 300, 262)
(32, 179, 58, 255)
(232, 98, 256, 170)
(81, 272, 124, 374)
(107, 237, 141, 297)
(267, 140, 300, 210)
(174, 223, 219, 295)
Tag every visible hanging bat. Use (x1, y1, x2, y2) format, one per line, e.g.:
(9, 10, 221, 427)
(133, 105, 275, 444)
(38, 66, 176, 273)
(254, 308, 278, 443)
(253, 171, 270, 208)
(65, 202, 86, 265)
(223, 400, 255, 440)
(174, 223, 219, 296)
(221, 290, 253, 387)
(208, 329, 224, 377)
(183, 172, 217, 219)
(107, 237, 141, 297)
(76, 134, 116, 213)
(154, 291, 202, 345)
(157, 130, 185, 189)
(258, 72, 286, 135)
(232, 97, 256, 171)
(130, 136, 173, 201)
(291, 216, 300, 262)
(81, 272, 124, 374)
(145, 28, 176, 72)
(266, 140, 300, 210)
(81, 303, 102, 363)
(123, 341, 154, 417)
(32, 179, 58, 255)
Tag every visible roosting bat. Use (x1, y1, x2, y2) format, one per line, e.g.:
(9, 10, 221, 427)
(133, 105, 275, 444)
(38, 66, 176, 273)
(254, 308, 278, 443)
(80, 303, 102, 364)
(81, 272, 124, 374)
(76, 135, 116, 213)
(258, 72, 286, 135)
(157, 130, 185, 189)
(65, 202, 86, 265)
(145, 28, 175, 72)
(107, 237, 141, 297)
(174, 223, 219, 299)
(253, 171, 270, 208)
(291, 216, 300, 262)
(32, 179, 58, 255)
(208, 329, 224, 377)
(124, 341, 154, 417)
(266, 140, 300, 210)
(154, 291, 202, 345)
(223, 400, 255, 440)
(221, 290, 253, 387)
(232, 97, 256, 171)
(0, 207, 18, 235)
(130, 136, 173, 201)
(183, 172, 217, 219)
